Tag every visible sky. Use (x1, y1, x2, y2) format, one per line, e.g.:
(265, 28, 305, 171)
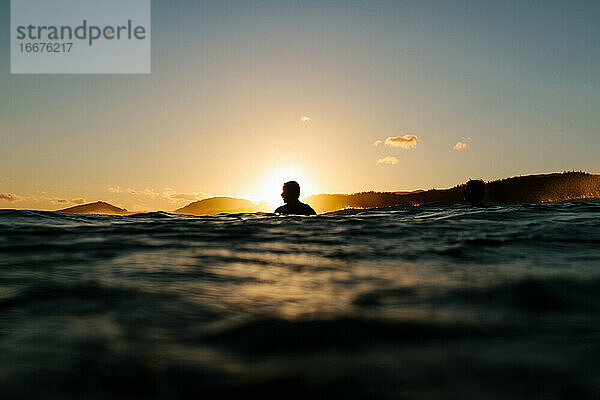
(1, 0, 599, 211)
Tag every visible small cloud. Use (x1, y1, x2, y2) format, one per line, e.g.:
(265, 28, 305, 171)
(126, 187, 207, 203)
(52, 198, 69, 204)
(170, 193, 207, 201)
(453, 141, 468, 151)
(453, 137, 472, 151)
(161, 189, 177, 198)
(376, 156, 399, 166)
(71, 198, 86, 204)
(373, 140, 382, 147)
(107, 186, 121, 193)
(301, 115, 311, 123)
(0, 193, 24, 202)
(384, 135, 418, 149)
(142, 188, 159, 197)
(126, 188, 160, 200)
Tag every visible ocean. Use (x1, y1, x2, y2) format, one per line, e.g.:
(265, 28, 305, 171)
(1, 201, 599, 399)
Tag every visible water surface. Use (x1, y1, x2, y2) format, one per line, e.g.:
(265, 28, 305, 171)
(1, 201, 599, 399)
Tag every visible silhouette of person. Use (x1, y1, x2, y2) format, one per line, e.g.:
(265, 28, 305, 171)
(274, 181, 317, 215)
(464, 179, 486, 206)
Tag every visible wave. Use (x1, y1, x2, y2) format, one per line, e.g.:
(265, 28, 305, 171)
(1, 199, 600, 400)
(353, 276, 600, 314)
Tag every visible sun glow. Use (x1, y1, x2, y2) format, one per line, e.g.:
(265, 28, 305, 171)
(246, 165, 316, 207)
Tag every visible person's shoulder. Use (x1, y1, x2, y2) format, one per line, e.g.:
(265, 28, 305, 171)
(301, 202, 317, 215)
(274, 205, 286, 214)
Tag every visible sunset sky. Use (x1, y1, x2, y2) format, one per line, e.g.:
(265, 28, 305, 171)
(1, 0, 599, 211)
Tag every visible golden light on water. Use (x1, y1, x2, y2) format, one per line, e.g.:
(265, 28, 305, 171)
(246, 164, 317, 207)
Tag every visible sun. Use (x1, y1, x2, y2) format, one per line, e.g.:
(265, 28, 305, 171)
(246, 165, 316, 207)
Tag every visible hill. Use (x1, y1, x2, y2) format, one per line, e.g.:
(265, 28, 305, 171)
(57, 201, 131, 215)
(174, 196, 270, 215)
(305, 172, 600, 213)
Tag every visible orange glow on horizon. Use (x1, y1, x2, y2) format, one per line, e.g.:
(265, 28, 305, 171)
(244, 164, 317, 207)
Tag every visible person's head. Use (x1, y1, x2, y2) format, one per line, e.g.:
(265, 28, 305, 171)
(281, 181, 301, 203)
(464, 179, 486, 206)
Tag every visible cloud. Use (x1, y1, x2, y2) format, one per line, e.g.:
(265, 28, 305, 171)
(453, 137, 472, 151)
(0, 193, 24, 202)
(127, 188, 156, 196)
(142, 188, 159, 197)
(384, 135, 418, 149)
(126, 188, 160, 201)
(453, 141, 468, 151)
(3, 193, 87, 205)
(376, 156, 399, 165)
(107, 186, 121, 193)
(52, 198, 69, 204)
(300, 115, 311, 122)
(373, 140, 383, 147)
(170, 193, 207, 201)
(126, 187, 208, 203)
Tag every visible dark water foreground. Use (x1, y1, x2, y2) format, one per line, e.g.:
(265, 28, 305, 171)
(1, 201, 599, 399)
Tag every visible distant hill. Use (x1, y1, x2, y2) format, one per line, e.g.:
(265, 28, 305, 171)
(174, 196, 270, 215)
(305, 172, 600, 213)
(57, 201, 131, 215)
